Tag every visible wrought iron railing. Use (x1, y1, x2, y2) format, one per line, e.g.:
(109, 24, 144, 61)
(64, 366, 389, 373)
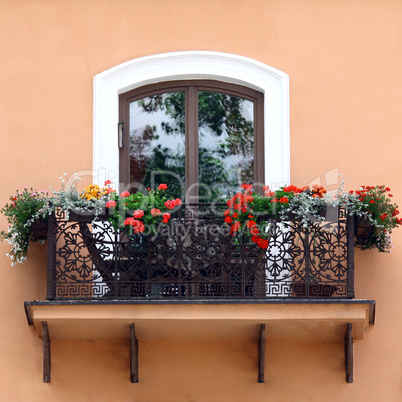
(46, 204, 355, 300)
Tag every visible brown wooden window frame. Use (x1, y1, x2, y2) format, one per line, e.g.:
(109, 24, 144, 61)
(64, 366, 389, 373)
(119, 80, 264, 198)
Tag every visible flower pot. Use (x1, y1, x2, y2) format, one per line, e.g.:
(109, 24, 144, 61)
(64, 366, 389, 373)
(291, 282, 337, 297)
(31, 219, 48, 241)
(354, 216, 373, 242)
(68, 209, 110, 223)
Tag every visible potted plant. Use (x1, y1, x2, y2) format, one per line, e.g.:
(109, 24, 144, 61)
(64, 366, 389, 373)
(2, 174, 401, 266)
(0, 174, 115, 265)
(223, 183, 337, 297)
(223, 183, 329, 250)
(348, 185, 402, 252)
(223, 181, 401, 297)
(106, 184, 182, 236)
(0, 188, 49, 265)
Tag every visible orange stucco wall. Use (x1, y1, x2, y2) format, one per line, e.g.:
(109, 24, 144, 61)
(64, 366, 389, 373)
(1, 0, 402, 400)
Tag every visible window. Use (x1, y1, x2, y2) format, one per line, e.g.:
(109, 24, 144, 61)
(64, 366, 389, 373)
(119, 80, 264, 201)
(93, 51, 289, 191)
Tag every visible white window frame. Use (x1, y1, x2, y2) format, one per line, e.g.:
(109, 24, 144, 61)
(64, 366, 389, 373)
(93, 51, 290, 188)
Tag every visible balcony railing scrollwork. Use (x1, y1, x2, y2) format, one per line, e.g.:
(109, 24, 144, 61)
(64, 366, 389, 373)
(46, 204, 355, 300)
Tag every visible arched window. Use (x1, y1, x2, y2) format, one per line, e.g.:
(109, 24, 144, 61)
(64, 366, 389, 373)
(118, 80, 263, 201)
(93, 51, 289, 191)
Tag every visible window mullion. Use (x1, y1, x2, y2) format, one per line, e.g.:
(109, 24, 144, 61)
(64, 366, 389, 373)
(254, 92, 265, 193)
(186, 86, 198, 202)
(118, 96, 129, 192)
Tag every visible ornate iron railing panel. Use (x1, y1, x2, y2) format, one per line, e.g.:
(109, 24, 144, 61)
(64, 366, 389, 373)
(47, 204, 354, 300)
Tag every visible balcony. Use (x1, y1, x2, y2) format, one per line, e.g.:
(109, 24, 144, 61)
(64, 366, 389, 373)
(24, 203, 374, 383)
(44, 203, 357, 300)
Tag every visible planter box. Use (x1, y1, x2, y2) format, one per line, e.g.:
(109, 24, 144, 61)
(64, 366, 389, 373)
(68, 209, 110, 223)
(354, 216, 373, 242)
(31, 219, 48, 241)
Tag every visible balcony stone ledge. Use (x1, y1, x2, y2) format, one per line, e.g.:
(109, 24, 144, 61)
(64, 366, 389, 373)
(25, 299, 374, 342)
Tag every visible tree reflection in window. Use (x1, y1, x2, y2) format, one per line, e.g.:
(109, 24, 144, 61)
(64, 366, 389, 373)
(127, 85, 258, 201)
(198, 91, 254, 201)
(129, 91, 185, 199)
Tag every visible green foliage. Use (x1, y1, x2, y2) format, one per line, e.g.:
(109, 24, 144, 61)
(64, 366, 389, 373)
(224, 182, 402, 253)
(350, 185, 401, 252)
(0, 174, 113, 265)
(106, 185, 182, 236)
(0, 188, 48, 265)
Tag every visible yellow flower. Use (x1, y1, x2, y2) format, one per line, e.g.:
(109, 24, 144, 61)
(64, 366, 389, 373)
(81, 184, 107, 200)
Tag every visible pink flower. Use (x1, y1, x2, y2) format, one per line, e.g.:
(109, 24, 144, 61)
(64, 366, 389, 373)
(106, 200, 116, 208)
(104, 180, 112, 185)
(175, 198, 182, 206)
(106, 187, 114, 194)
(151, 208, 161, 217)
(121, 191, 130, 198)
(133, 209, 144, 219)
(158, 183, 168, 190)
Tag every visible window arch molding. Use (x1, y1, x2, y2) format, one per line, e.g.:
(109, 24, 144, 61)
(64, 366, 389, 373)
(93, 51, 290, 188)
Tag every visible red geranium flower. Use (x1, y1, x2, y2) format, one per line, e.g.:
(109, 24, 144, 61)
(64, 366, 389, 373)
(240, 183, 253, 193)
(124, 217, 135, 226)
(151, 208, 161, 217)
(224, 216, 233, 224)
(165, 200, 177, 209)
(106, 200, 116, 208)
(133, 209, 144, 219)
(230, 221, 241, 234)
(162, 213, 171, 223)
(256, 238, 269, 249)
(250, 226, 260, 236)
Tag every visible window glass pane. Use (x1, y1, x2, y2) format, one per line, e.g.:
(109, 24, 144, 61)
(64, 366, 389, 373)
(129, 92, 185, 197)
(198, 91, 254, 201)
